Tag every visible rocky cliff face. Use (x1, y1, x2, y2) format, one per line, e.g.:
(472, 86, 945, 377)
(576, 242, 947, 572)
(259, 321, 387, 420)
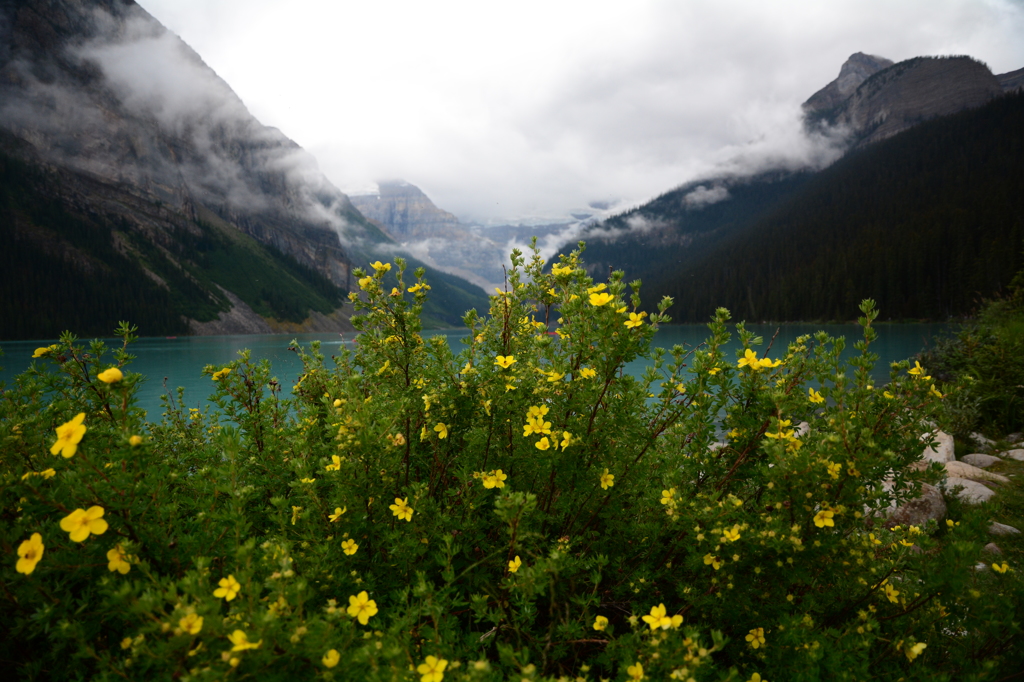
(802, 52, 894, 120)
(350, 182, 463, 242)
(803, 54, 1004, 146)
(997, 67, 1024, 93)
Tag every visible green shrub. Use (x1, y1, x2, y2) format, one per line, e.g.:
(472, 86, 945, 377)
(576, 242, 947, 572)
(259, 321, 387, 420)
(1, 244, 1021, 681)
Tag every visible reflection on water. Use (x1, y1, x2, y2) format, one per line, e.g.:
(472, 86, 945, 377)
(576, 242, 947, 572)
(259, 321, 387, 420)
(1, 323, 949, 421)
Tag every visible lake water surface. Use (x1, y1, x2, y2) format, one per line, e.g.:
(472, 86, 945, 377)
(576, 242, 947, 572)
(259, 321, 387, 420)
(1, 323, 950, 421)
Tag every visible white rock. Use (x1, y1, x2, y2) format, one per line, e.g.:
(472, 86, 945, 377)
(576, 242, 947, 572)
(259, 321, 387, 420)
(943, 477, 996, 504)
(920, 430, 955, 464)
(882, 482, 947, 527)
(970, 432, 996, 451)
(989, 522, 1020, 536)
(795, 421, 810, 438)
(944, 461, 1010, 484)
(983, 542, 1002, 555)
(999, 449, 1024, 461)
(961, 454, 1003, 469)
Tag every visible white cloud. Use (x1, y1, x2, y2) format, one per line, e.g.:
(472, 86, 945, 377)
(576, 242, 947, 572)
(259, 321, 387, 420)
(123, 0, 1024, 223)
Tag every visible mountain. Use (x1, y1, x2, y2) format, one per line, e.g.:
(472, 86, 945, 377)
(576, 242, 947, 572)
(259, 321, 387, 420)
(804, 55, 1004, 146)
(801, 52, 894, 119)
(0, 0, 487, 339)
(647, 90, 1024, 322)
(350, 180, 585, 292)
(555, 52, 1020, 323)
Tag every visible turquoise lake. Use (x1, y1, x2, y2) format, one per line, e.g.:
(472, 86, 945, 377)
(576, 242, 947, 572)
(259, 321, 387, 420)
(1, 323, 951, 421)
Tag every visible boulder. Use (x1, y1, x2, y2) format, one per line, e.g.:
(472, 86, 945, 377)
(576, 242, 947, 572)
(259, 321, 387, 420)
(1005, 432, 1023, 443)
(944, 477, 996, 504)
(961, 454, 1003, 469)
(970, 432, 996, 452)
(795, 422, 810, 438)
(883, 482, 946, 527)
(944, 461, 1010, 485)
(983, 542, 1003, 555)
(999, 449, 1024, 462)
(920, 430, 955, 464)
(989, 522, 1021, 536)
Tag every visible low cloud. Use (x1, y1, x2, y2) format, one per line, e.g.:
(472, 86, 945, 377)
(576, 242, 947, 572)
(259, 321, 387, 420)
(682, 185, 730, 209)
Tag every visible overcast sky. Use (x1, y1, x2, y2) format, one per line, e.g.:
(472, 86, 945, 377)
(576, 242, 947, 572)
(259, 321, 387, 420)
(136, 0, 1024, 224)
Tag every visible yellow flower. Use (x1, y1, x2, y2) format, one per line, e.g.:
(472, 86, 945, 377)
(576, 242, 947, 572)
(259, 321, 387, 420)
(494, 355, 516, 369)
(390, 497, 414, 522)
(535, 437, 551, 451)
(358, 276, 374, 289)
(908, 360, 926, 376)
(16, 533, 44, 575)
(326, 455, 342, 471)
(300, 477, 316, 484)
(291, 505, 302, 525)
(884, 582, 900, 604)
(128, 435, 143, 446)
(760, 357, 782, 368)
(903, 641, 927, 662)
(370, 260, 392, 273)
(97, 367, 124, 384)
(227, 629, 262, 652)
(508, 555, 522, 573)
(179, 613, 203, 635)
(624, 312, 647, 329)
(930, 384, 943, 399)
(329, 507, 347, 522)
(60, 506, 108, 542)
(589, 292, 614, 307)
(660, 488, 676, 505)
(808, 387, 825, 404)
(641, 603, 682, 631)
(107, 545, 131, 574)
(214, 574, 241, 601)
(708, 366, 721, 375)
(600, 469, 615, 490)
(703, 554, 722, 570)
(627, 662, 644, 680)
(748, 674, 767, 682)
(32, 345, 57, 358)
(588, 283, 607, 293)
(813, 510, 835, 528)
(40, 468, 56, 478)
(579, 367, 596, 379)
(737, 348, 762, 370)
(322, 649, 340, 668)
(560, 432, 572, 450)
(50, 413, 86, 458)
(342, 539, 359, 555)
(745, 627, 766, 649)
(722, 525, 741, 542)
(211, 367, 231, 381)
(482, 469, 507, 489)
(593, 615, 609, 631)
(347, 590, 378, 625)
(992, 562, 1011, 574)
(883, 390, 895, 399)
(417, 655, 449, 682)
(551, 264, 573, 276)
(434, 422, 448, 439)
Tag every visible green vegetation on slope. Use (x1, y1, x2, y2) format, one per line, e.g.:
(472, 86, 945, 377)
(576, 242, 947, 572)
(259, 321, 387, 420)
(0, 154, 191, 339)
(650, 90, 1024, 322)
(0, 150, 355, 339)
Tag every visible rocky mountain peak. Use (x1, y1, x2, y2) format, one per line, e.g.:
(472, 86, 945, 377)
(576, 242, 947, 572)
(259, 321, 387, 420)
(803, 53, 1003, 146)
(803, 52, 894, 117)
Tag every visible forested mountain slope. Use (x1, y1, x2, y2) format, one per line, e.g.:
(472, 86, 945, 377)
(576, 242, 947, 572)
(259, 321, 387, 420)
(649, 91, 1024, 322)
